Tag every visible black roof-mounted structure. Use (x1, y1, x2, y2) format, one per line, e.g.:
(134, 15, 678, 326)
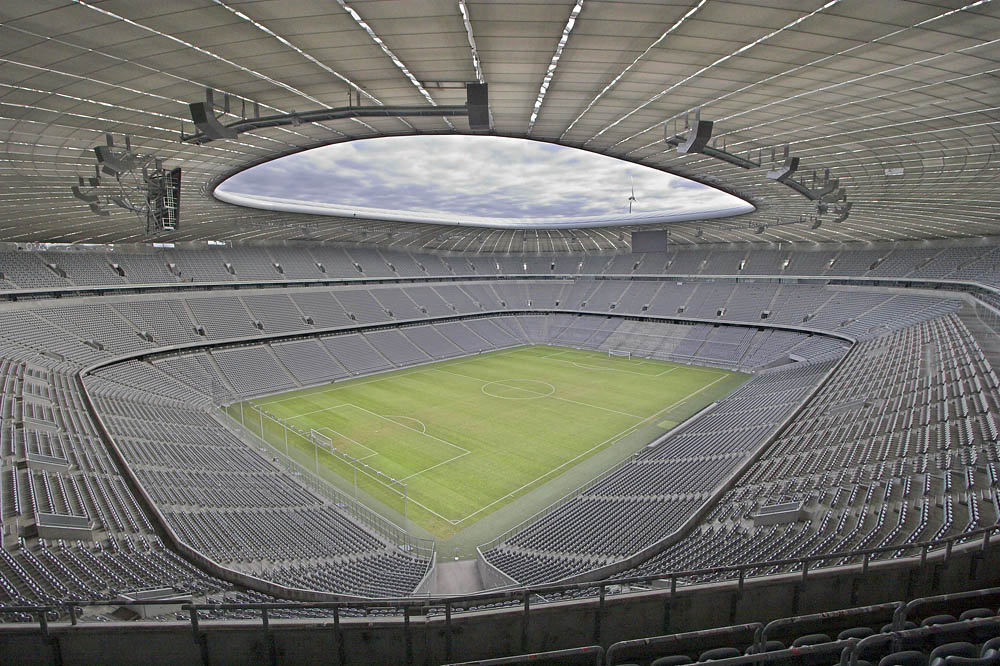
(666, 108, 762, 170)
(664, 110, 852, 232)
(182, 84, 491, 145)
(766, 147, 848, 205)
(71, 134, 180, 233)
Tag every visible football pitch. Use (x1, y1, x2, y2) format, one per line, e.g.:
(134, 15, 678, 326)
(230, 345, 748, 541)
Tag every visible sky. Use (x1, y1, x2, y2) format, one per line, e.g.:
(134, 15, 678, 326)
(216, 135, 752, 227)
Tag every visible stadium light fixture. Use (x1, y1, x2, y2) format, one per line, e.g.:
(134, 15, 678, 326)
(71, 133, 180, 233)
(183, 85, 490, 144)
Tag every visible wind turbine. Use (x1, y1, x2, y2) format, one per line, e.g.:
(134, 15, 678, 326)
(627, 175, 638, 213)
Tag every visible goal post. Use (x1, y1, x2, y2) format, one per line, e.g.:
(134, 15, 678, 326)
(307, 427, 409, 528)
(608, 348, 632, 360)
(226, 404, 411, 529)
(310, 428, 334, 452)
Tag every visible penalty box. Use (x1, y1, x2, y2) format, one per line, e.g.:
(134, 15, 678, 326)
(300, 404, 468, 480)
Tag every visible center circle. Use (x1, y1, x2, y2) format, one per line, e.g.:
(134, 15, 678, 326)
(481, 379, 556, 400)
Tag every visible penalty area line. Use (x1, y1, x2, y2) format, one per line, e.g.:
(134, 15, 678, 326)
(314, 426, 378, 460)
(450, 372, 733, 526)
(397, 449, 471, 483)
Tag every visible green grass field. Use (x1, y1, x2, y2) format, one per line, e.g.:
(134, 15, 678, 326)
(228, 345, 747, 542)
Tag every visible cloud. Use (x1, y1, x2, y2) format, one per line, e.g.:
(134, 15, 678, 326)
(217, 135, 752, 225)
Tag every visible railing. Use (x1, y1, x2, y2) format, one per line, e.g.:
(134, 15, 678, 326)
(4, 572, 1000, 666)
(975, 300, 1000, 338)
(447, 645, 606, 666)
(3, 523, 996, 636)
(606, 615, 1000, 666)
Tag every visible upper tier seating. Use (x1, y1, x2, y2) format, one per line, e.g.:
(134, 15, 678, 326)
(2, 245, 997, 291)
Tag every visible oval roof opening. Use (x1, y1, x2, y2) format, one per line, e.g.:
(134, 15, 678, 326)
(216, 135, 753, 229)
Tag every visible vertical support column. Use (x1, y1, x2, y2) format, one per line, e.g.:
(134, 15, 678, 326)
(261, 608, 277, 666)
(521, 590, 530, 652)
(445, 602, 453, 661)
(188, 606, 210, 666)
(334, 606, 346, 666)
(594, 585, 606, 645)
(404, 606, 413, 666)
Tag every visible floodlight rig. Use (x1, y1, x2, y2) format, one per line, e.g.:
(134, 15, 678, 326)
(813, 184, 852, 224)
(665, 107, 762, 169)
(664, 108, 853, 230)
(765, 147, 844, 202)
(70, 133, 180, 233)
(829, 201, 853, 224)
(181, 84, 491, 144)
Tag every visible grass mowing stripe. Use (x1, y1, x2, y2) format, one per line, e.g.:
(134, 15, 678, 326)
(429, 366, 647, 419)
(236, 345, 747, 539)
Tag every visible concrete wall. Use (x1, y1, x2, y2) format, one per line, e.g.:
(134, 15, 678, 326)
(3, 537, 998, 666)
(475, 551, 518, 589)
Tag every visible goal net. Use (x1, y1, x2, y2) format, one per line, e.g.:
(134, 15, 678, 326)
(310, 429, 334, 452)
(608, 349, 632, 360)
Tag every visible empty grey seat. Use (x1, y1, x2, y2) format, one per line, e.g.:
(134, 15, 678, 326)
(700, 647, 742, 661)
(929, 643, 978, 666)
(838, 627, 875, 640)
(652, 657, 693, 666)
(793, 634, 832, 647)
(958, 609, 994, 621)
(877, 651, 927, 666)
(747, 640, 785, 654)
(883, 622, 918, 633)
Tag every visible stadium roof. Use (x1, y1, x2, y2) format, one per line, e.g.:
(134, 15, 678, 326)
(1, 0, 999, 252)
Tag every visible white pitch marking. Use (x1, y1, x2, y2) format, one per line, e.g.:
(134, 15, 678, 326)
(541, 354, 668, 378)
(398, 450, 470, 483)
(285, 402, 474, 521)
(253, 346, 736, 525)
(432, 366, 645, 419)
(281, 401, 472, 486)
(451, 372, 734, 525)
(254, 346, 539, 407)
(315, 426, 378, 460)
(288, 403, 348, 419)
(343, 462, 459, 525)
(344, 403, 471, 455)
(384, 415, 427, 433)
(481, 379, 556, 400)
